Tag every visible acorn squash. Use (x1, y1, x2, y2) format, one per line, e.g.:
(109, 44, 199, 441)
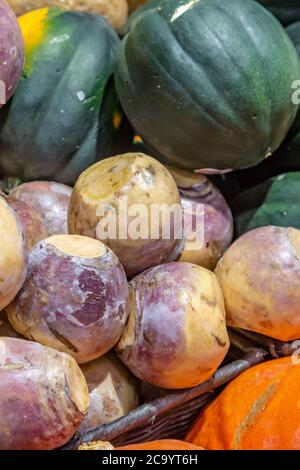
(233, 172, 300, 236)
(116, 0, 300, 172)
(0, 8, 120, 184)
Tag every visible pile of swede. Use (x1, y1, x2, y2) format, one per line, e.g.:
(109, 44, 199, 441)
(2, 0, 300, 452)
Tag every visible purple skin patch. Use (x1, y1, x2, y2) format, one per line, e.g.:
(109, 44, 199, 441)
(0, 0, 24, 104)
(10, 181, 72, 236)
(0, 337, 86, 450)
(8, 240, 129, 363)
(9, 198, 47, 251)
(117, 262, 229, 389)
(180, 181, 233, 268)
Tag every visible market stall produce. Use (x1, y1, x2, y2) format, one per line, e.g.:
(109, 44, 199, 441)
(0, 8, 120, 184)
(187, 357, 300, 450)
(7, 235, 129, 363)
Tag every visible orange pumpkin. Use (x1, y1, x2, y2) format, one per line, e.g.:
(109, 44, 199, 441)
(117, 440, 203, 450)
(186, 357, 300, 450)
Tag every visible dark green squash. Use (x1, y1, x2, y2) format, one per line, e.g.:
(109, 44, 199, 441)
(233, 172, 300, 236)
(0, 8, 120, 185)
(257, 1, 300, 26)
(116, 0, 300, 172)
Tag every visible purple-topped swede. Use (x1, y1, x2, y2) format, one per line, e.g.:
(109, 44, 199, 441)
(168, 166, 233, 270)
(215, 226, 300, 342)
(0, 194, 27, 310)
(116, 262, 229, 389)
(0, 337, 89, 450)
(10, 181, 72, 236)
(8, 197, 47, 251)
(7, 234, 129, 363)
(0, 0, 24, 104)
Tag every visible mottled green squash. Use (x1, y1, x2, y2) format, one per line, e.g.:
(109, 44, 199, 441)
(116, 0, 300, 172)
(0, 8, 120, 184)
(233, 172, 300, 236)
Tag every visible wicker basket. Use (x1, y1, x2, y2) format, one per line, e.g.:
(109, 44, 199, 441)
(229, 327, 300, 359)
(62, 347, 266, 450)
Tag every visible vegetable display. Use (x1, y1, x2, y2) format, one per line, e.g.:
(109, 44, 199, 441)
(7, 235, 129, 363)
(8, 197, 47, 250)
(116, 0, 299, 172)
(1, 0, 300, 452)
(233, 172, 300, 236)
(79, 352, 138, 433)
(0, 194, 27, 310)
(0, 8, 120, 184)
(186, 357, 300, 450)
(68, 153, 183, 277)
(168, 166, 233, 270)
(0, 337, 89, 450)
(215, 226, 300, 341)
(0, 0, 24, 104)
(10, 181, 72, 236)
(117, 262, 229, 389)
(78, 439, 204, 450)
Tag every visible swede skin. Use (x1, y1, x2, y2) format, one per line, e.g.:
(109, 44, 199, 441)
(0, 195, 27, 310)
(0, 0, 24, 103)
(10, 181, 72, 236)
(68, 153, 183, 277)
(7, 235, 129, 363)
(0, 337, 89, 450)
(168, 167, 233, 270)
(9, 198, 47, 251)
(79, 352, 138, 433)
(117, 262, 229, 389)
(215, 226, 300, 341)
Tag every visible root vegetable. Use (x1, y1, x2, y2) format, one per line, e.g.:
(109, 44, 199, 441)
(215, 226, 300, 341)
(168, 166, 233, 270)
(116, 262, 229, 389)
(0, 0, 24, 103)
(7, 0, 128, 32)
(0, 337, 89, 450)
(7, 235, 129, 363)
(68, 153, 183, 277)
(9, 198, 47, 250)
(0, 195, 27, 310)
(10, 181, 72, 236)
(79, 352, 138, 433)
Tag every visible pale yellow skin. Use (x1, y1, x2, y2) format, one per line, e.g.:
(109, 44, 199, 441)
(8, 0, 128, 31)
(68, 153, 182, 277)
(117, 263, 230, 389)
(215, 226, 300, 342)
(166, 165, 208, 189)
(79, 352, 137, 433)
(0, 196, 26, 311)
